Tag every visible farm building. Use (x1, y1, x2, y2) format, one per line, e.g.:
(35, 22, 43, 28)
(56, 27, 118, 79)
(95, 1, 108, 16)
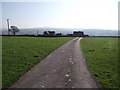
(43, 31, 55, 36)
(73, 31, 84, 37)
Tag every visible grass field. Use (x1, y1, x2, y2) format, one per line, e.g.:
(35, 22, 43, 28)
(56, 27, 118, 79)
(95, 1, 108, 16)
(2, 36, 74, 88)
(80, 37, 119, 88)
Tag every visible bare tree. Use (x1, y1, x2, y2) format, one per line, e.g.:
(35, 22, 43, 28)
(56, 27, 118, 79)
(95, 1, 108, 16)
(10, 26, 19, 35)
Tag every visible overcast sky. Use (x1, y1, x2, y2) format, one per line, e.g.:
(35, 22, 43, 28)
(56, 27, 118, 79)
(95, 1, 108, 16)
(2, 0, 119, 30)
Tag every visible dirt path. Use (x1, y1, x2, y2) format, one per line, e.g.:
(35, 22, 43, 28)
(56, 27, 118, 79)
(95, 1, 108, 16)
(10, 37, 101, 88)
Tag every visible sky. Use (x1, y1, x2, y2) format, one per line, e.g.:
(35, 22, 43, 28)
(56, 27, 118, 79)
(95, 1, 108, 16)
(1, 0, 119, 30)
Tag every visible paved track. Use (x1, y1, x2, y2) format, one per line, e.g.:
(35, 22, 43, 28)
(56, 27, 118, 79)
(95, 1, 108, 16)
(10, 37, 101, 88)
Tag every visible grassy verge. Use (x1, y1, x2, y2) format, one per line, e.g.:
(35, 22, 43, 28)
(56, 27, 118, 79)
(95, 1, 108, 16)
(80, 37, 119, 88)
(2, 36, 74, 88)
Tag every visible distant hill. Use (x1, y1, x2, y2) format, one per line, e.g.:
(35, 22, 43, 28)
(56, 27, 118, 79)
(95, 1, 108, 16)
(1, 28, 118, 36)
(82, 29, 118, 36)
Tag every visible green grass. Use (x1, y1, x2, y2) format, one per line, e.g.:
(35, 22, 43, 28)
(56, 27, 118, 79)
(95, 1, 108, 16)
(2, 36, 74, 88)
(80, 37, 119, 88)
(0, 36, 2, 89)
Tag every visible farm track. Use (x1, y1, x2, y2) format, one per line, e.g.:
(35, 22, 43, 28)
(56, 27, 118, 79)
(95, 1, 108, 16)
(10, 37, 101, 88)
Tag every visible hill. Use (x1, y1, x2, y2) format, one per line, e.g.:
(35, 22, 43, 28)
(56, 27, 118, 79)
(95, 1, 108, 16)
(2, 28, 118, 36)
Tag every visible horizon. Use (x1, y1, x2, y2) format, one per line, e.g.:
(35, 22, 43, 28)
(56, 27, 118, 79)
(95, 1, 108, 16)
(2, 0, 119, 30)
(2, 27, 118, 36)
(1, 27, 118, 31)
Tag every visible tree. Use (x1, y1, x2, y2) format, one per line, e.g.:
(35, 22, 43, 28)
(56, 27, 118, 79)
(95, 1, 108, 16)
(10, 26, 19, 35)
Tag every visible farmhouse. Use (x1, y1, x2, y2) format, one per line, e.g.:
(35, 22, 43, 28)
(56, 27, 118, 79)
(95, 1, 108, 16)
(48, 31, 55, 36)
(43, 31, 55, 36)
(43, 31, 49, 36)
(73, 31, 84, 37)
(56, 33, 62, 36)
